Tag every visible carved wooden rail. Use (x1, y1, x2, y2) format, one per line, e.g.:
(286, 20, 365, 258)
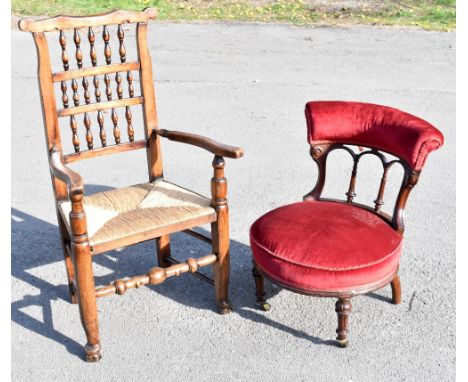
(95, 254, 217, 298)
(306, 143, 419, 233)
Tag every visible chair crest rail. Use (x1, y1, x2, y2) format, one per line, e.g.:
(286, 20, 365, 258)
(18, 8, 157, 33)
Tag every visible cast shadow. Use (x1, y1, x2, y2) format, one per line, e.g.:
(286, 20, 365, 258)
(12, 183, 391, 358)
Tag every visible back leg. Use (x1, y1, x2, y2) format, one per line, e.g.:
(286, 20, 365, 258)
(391, 274, 402, 304)
(252, 264, 270, 311)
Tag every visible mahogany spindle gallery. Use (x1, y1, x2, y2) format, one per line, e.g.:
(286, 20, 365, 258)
(19, 8, 244, 362)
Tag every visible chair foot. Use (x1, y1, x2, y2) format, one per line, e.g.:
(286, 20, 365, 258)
(257, 301, 271, 311)
(391, 274, 402, 305)
(335, 298, 352, 348)
(217, 300, 232, 315)
(85, 343, 102, 362)
(337, 339, 349, 348)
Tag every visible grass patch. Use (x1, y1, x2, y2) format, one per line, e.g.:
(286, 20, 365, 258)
(11, 0, 455, 31)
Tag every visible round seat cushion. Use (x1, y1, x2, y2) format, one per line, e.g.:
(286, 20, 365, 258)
(250, 200, 402, 293)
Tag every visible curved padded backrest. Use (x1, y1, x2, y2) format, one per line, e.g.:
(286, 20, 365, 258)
(305, 101, 444, 170)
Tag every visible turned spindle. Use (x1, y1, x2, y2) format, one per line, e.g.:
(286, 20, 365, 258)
(346, 158, 359, 203)
(125, 106, 134, 142)
(70, 115, 80, 152)
(97, 111, 106, 147)
(111, 109, 121, 144)
(103, 25, 111, 65)
(374, 166, 389, 212)
(73, 28, 83, 68)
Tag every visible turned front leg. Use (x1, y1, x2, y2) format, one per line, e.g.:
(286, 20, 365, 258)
(335, 298, 352, 348)
(70, 194, 101, 362)
(211, 156, 232, 314)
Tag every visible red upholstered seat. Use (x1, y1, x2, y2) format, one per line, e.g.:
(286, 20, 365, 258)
(250, 201, 402, 293)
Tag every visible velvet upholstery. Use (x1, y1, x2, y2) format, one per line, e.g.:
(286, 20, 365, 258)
(250, 201, 402, 292)
(305, 101, 444, 170)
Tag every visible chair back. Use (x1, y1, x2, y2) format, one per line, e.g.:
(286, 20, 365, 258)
(304, 101, 444, 233)
(19, 8, 163, 193)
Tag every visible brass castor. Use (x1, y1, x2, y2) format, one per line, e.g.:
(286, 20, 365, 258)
(337, 339, 349, 348)
(257, 301, 271, 311)
(217, 301, 232, 315)
(85, 343, 102, 362)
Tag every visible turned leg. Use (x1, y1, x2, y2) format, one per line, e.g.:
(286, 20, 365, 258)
(335, 298, 352, 348)
(252, 264, 270, 311)
(211, 156, 232, 315)
(156, 235, 171, 268)
(70, 195, 101, 362)
(391, 274, 402, 305)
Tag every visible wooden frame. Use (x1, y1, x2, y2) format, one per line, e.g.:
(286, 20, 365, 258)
(252, 141, 419, 347)
(19, 8, 243, 362)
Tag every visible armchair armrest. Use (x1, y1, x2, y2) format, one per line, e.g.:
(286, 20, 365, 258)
(154, 129, 244, 159)
(50, 145, 84, 196)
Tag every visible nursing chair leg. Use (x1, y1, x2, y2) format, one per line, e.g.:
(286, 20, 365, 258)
(335, 298, 352, 348)
(391, 274, 402, 305)
(252, 264, 270, 311)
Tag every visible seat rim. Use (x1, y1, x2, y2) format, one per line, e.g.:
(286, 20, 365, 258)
(253, 258, 398, 298)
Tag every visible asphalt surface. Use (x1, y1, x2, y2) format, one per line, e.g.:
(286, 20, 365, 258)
(11, 22, 455, 381)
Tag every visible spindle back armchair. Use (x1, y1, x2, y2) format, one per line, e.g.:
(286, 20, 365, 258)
(19, 8, 243, 362)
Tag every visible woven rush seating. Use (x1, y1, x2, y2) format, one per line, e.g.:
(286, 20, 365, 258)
(59, 180, 216, 252)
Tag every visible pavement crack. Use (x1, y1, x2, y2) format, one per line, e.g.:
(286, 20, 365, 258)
(408, 291, 417, 312)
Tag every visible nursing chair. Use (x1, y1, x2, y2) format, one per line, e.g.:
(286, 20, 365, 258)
(250, 101, 443, 347)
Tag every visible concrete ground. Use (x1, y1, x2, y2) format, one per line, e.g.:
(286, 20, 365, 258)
(11, 22, 455, 381)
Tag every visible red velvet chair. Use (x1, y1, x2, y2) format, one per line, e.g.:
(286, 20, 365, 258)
(250, 101, 443, 347)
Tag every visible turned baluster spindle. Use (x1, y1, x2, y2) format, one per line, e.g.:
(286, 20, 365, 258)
(73, 28, 83, 68)
(61, 81, 69, 108)
(111, 109, 121, 144)
(59, 30, 69, 70)
(59, 30, 70, 110)
(116, 72, 123, 99)
(88, 27, 101, 103)
(93, 76, 101, 102)
(97, 110, 106, 147)
(70, 115, 80, 152)
(374, 166, 390, 212)
(103, 25, 111, 65)
(104, 74, 112, 101)
(83, 112, 93, 149)
(125, 106, 134, 142)
(127, 71, 134, 98)
(71, 78, 80, 106)
(88, 27, 97, 66)
(117, 24, 126, 63)
(346, 157, 359, 203)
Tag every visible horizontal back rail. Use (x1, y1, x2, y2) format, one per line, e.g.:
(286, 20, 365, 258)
(53, 62, 140, 82)
(18, 8, 157, 33)
(63, 140, 147, 163)
(58, 97, 143, 117)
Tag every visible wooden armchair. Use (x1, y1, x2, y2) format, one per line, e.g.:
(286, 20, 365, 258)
(19, 8, 243, 362)
(250, 101, 443, 347)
